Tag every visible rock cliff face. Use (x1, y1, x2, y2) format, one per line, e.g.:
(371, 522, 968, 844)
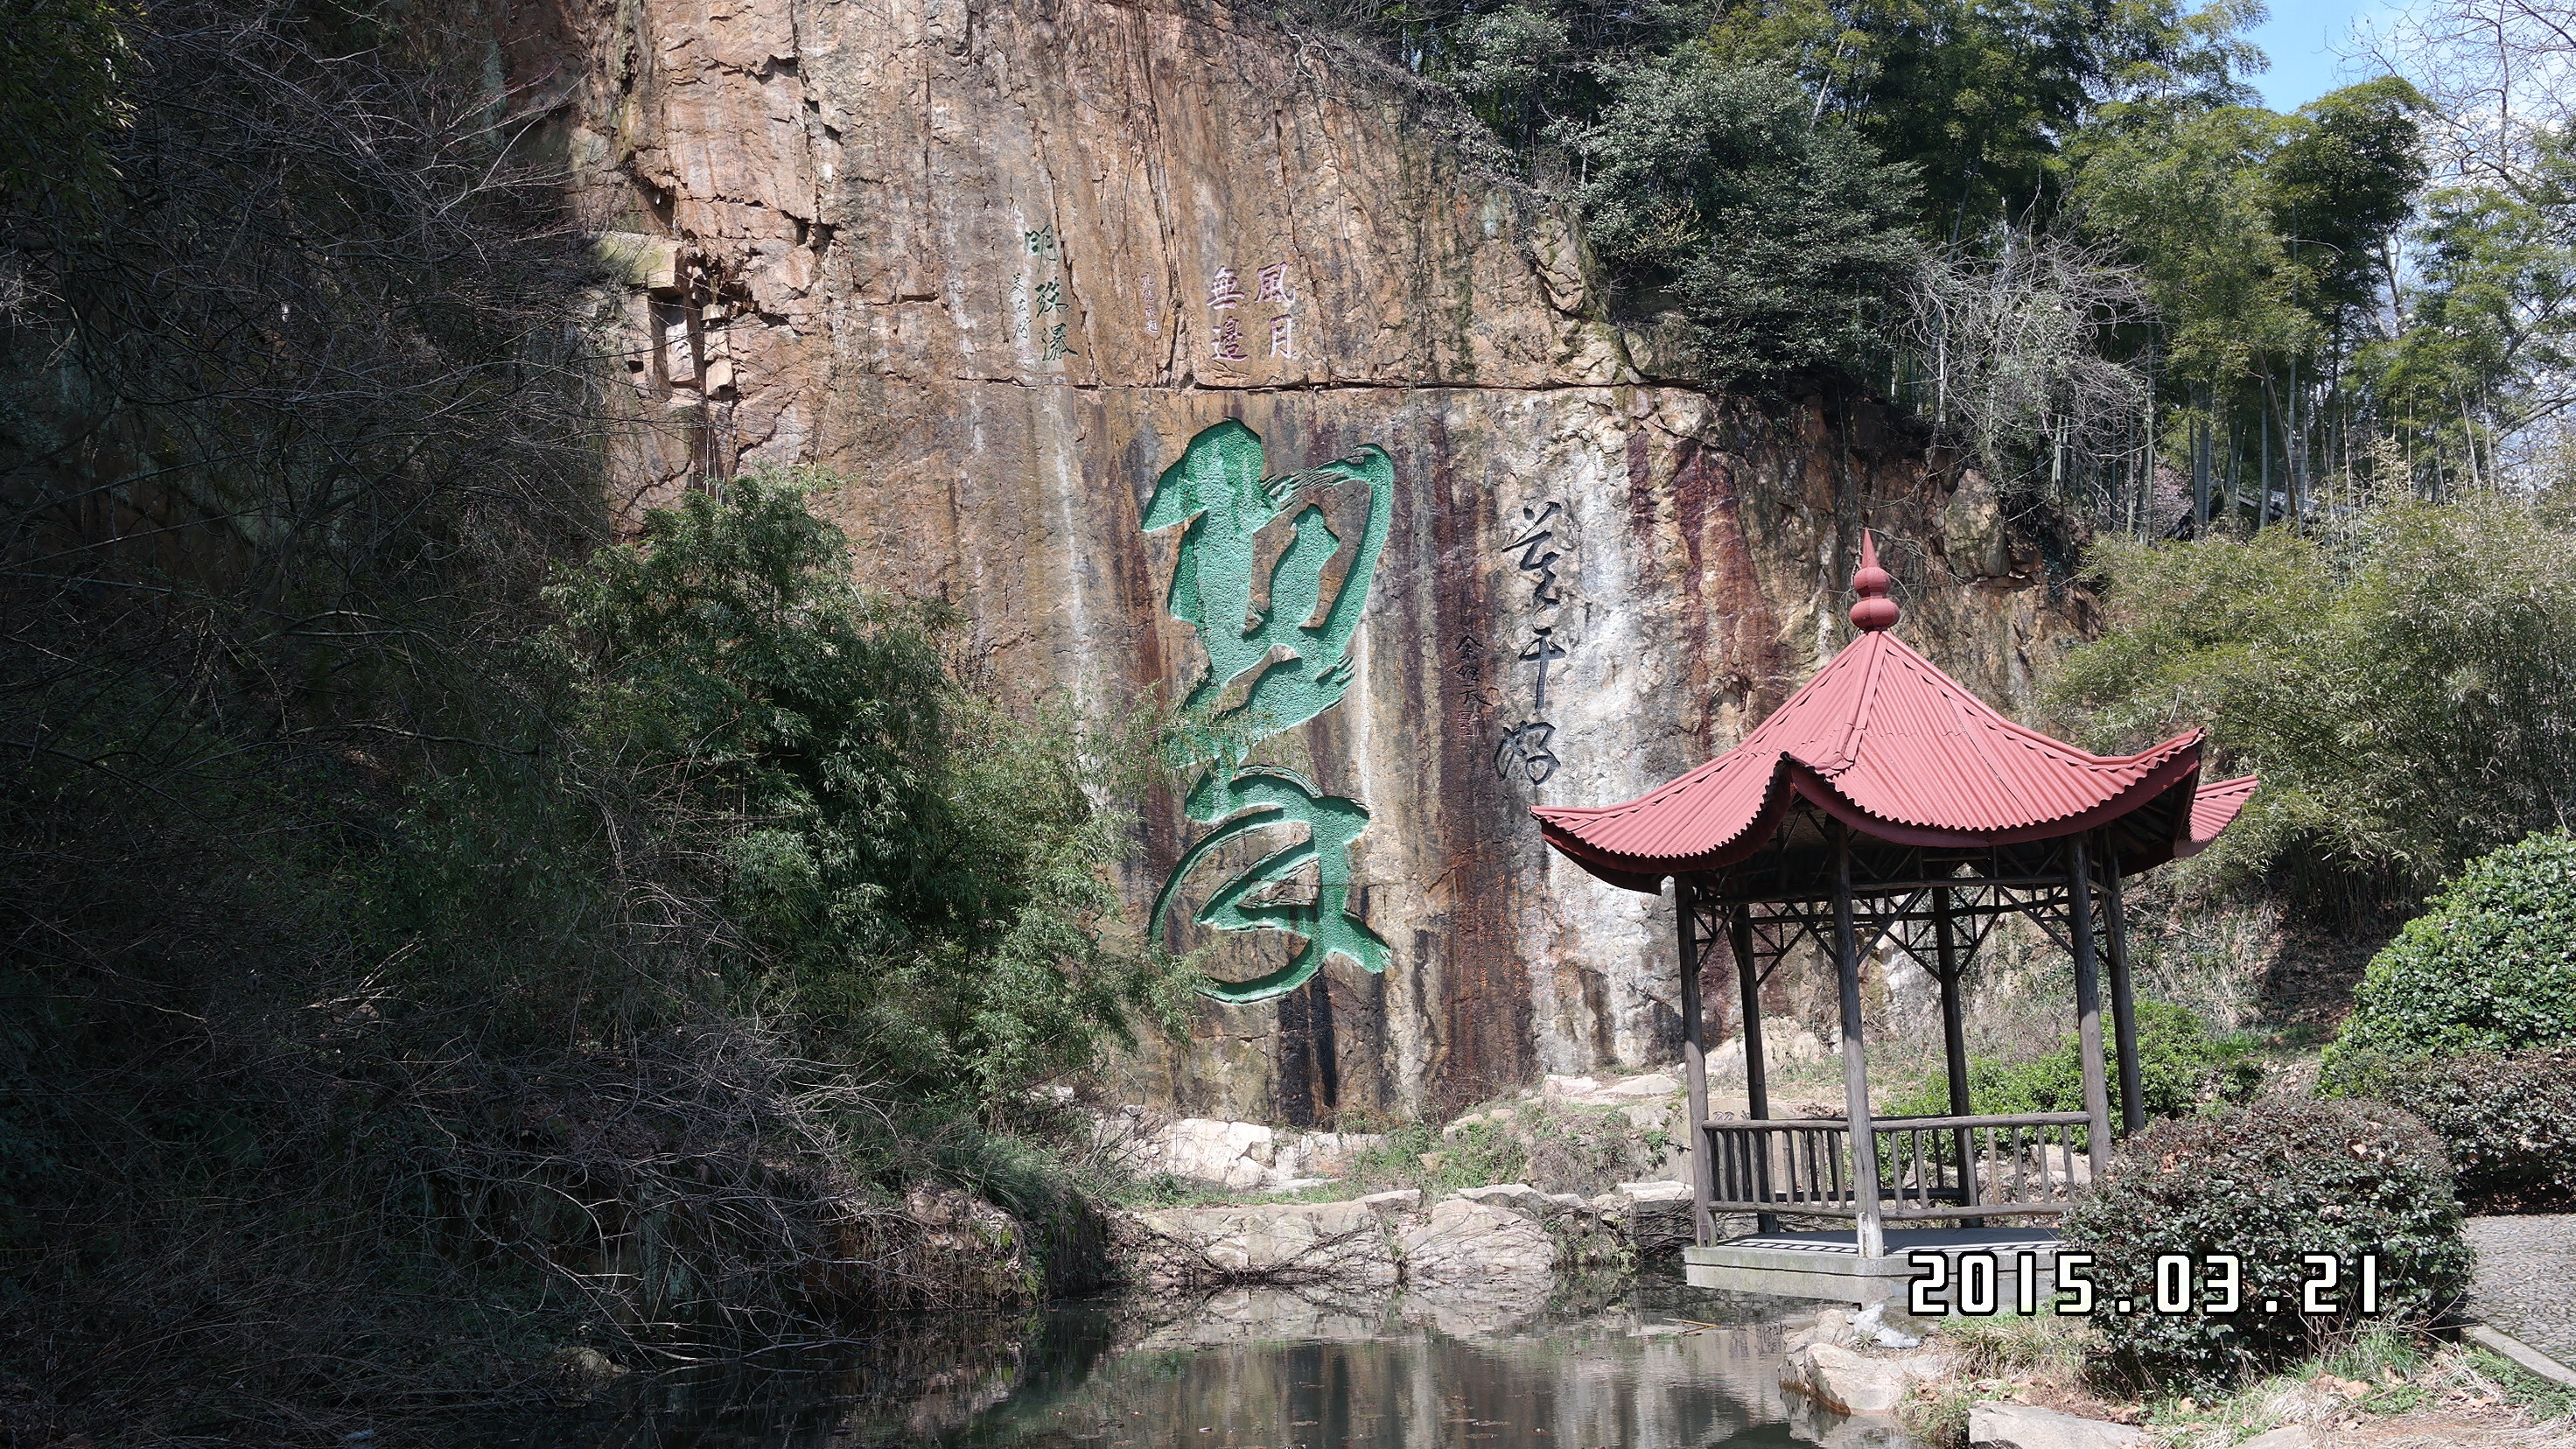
(510, 0, 2088, 1120)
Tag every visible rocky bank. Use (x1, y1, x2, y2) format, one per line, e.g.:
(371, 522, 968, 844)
(502, 0, 2090, 1121)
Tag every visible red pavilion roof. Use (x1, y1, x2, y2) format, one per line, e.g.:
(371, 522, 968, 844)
(1534, 535, 2256, 889)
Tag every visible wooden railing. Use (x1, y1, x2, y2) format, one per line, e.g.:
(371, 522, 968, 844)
(1703, 1112, 2092, 1221)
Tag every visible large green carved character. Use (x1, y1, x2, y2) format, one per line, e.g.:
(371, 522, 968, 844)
(1143, 421, 1392, 1004)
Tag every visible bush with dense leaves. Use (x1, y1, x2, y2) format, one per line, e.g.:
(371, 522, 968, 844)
(1888, 1000, 2261, 1129)
(2062, 1099, 2471, 1390)
(2326, 830, 2576, 1066)
(2321, 1047, 2576, 1212)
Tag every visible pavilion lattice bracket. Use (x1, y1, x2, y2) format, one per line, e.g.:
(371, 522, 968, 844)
(1533, 535, 2259, 1263)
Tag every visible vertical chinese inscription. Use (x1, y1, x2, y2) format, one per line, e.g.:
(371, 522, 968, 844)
(1494, 500, 1573, 785)
(1202, 258, 1301, 368)
(1020, 224, 1077, 361)
(1144, 421, 1394, 1004)
(1505, 500, 1565, 606)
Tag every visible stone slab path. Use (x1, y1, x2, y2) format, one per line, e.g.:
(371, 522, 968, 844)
(2462, 1214, 2576, 1370)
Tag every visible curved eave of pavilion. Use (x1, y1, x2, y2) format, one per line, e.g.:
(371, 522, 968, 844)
(1530, 537, 2262, 896)
(1535, 743, 2240, 894)
(2175, 772, 2261, 859)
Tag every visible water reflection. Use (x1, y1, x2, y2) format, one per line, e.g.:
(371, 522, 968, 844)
(525, 1284, 1914, 1449)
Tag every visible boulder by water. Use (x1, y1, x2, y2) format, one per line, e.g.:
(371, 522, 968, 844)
(1115, 1200, 1399, 1288)
(1779, 1342, 1956, 1416)
(1110, 1177, 1657, 1292)
(1400, 1197, 1558, 1295)
(1968, 1403, 2153, 1448)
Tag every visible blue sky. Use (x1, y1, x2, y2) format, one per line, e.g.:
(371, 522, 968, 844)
(2241, 0, 2412, 111)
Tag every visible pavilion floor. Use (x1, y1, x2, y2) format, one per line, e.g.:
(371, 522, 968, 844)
(1683, 1226, 2065, 1308)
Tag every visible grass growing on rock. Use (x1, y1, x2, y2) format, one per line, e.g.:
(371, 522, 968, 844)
(2138, 1332, 2576, 1447)
(1107, 1092, 1685, 1211)
(1334, 1097, 1676, 1200)
(1901, 1320, 2576, 1449)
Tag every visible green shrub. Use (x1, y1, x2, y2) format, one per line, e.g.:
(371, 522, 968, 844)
(546, 468, 1191, 1108)
(1887, 1000, 2260, 1130)
(1332, 1099, 1671, 1200)
(2326, 830, 2576, 1067)
(2062, 1099, 2471, 1390)
(2321, 1047, 2576, 1212)
(1340, 1115, 1530, 1197)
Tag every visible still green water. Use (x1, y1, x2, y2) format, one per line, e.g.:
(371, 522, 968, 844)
(518, 1286, 1913, 1449)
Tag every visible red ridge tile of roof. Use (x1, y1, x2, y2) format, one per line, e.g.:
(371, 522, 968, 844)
(1533, 628, 2216, 878)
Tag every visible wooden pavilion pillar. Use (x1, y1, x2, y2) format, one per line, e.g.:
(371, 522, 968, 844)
(1830, 824, 1886, 1258)
(2066, 832, 2116, 1179)
(2102, 844, 2145, 1136)
(1674, 876, 1717, 1247)
(1932, 886, 1981, 1225)
(1729, 902, 1776, 1234)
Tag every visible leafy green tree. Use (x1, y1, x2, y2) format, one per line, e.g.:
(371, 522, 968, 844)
(1308, 0, 1698, 154)
(2354, 130, 2576, 486)
(2073, 100, 2314, 388)
(1705, 0, 2261, 237)
(2070, 79, 2426, 523)
(546, 470, 1186, 1109)
(2266, 77, 2430, 316)
(1560, 51, 1921, 384)
(2051, 499, 2576, 894)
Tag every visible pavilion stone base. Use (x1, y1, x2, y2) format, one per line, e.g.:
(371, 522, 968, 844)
(1683, 1226, 2062, 1306)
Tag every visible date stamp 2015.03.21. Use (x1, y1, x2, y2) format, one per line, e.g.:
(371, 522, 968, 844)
(1908, 1251, 2390, 1319)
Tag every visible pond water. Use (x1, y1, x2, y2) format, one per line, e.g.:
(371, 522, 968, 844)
(517, 1284, 1917, 1449)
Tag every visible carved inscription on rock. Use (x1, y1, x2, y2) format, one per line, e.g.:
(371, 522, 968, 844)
(1144, 421, 1393, 1004)
(1491, 500, 1575, 785)
(1202, 260, 1300, 370)
(1019, 224, 1077, 361)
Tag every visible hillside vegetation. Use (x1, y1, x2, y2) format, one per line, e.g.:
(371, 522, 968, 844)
(1315, 0, 2568, 533)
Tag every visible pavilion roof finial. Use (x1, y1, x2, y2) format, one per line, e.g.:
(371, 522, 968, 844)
(1850, 530, 1899, 632)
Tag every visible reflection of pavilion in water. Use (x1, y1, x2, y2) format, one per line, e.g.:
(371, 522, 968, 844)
(1536, 535, 2258, 1305)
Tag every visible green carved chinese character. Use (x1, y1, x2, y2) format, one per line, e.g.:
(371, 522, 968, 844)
(1143, 422, 1391, 760)
(1150, 767, 1389, 1004)
(1142, 421, 1393, 1004)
